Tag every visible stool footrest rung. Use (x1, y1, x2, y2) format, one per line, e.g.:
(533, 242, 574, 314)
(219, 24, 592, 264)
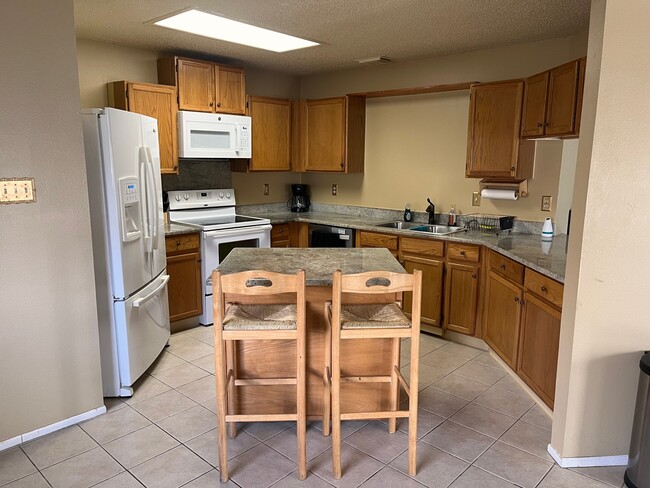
(395, 366, 410, 397)
(341, 375, 391, 383)
(340, 328, 412, 339)
(225, 413, 297, 422)
(340, 411, 410, 421)
(222, 330, 297, 340)
(234, 378, 297, 386)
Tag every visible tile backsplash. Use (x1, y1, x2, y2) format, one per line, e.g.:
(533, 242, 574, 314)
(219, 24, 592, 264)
(162, 159, 231, 192)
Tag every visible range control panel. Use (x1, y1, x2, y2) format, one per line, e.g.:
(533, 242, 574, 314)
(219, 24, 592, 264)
(168, 189, 236, 210)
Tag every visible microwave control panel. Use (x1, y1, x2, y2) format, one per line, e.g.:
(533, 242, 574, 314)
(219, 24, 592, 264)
(239, 125, 250, 150)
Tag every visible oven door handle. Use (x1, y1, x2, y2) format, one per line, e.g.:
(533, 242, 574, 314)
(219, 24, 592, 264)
(204, 224, 272, 239)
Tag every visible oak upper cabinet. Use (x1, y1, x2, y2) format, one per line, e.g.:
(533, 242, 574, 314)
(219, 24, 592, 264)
(400, 237, 445, 330)
(443, 243, 481, 336)
(165, 233, 202, 325)
(466, 81, 534, 179)
(517, 269, 564, 409)
(482, 251, 525, 368)
(521, 58, 586, 138)
(107, 81, 178, 174)
(158, 57, 246, 115)
(248, 96, 292, 171)
(302, 96, 365, 173)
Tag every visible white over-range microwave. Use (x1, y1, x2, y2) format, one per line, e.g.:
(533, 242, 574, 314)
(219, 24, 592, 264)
(178, 111, 251, 159)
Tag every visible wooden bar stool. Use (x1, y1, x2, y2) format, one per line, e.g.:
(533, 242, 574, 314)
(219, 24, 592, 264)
(327, 269, 422, 478)
(212, 269, 307, 482)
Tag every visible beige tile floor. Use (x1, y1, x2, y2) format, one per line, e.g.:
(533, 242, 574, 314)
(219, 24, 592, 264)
(0, 328, 628, 488)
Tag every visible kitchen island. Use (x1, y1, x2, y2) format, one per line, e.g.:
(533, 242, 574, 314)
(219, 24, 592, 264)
(218, 247, 406, 417)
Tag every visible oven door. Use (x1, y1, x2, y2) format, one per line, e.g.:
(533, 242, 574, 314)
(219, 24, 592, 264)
(199, 224, 272, 325)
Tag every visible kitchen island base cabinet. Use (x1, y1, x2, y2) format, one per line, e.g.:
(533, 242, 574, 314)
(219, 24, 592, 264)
(483, 271, 523, 369)
(517, 293, 561, 409)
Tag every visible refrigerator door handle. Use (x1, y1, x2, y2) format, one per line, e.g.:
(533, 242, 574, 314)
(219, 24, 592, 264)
(139, 147, 152, 253)
(144, 146, 159, 250)
(140, 146, 155, 254)
(133, 274, 170, 308)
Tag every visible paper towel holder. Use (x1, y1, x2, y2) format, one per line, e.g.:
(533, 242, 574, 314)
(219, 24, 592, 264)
(479, 179, 528, 198)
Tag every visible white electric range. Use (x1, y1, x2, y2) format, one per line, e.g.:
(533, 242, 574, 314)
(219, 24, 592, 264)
(168, 189, 272, 325)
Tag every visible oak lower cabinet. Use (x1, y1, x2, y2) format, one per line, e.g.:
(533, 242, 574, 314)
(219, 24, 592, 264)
(357, 230, 399, 258)
(400, 237, 445, 330)
(465, 81, 534, 179)
(165, 233, 202, 324)
(517, 270, 564, 409)
(483, 250, 524, 369)
(302, 96, 365, 173)
(271, 224, 290, 248)
(157, 57, 246, 115)
(443, 242, 481, 336)
(107, 81, 178, 174)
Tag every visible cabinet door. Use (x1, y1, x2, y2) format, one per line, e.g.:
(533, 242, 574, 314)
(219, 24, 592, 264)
(271, 223, 291, 248)
(545, 60, 580, 136)
(127, 83, 178, 174)
(216, 65, 246, 115)
(403, 256, 444, 327)
(167, 251, 202, 321)
(466, 81, 525, 178)
(521, 72, 549, 137)
(304, 97, 346, 172)
(444, 262, 479, 335)
(483, 271, 523, 368)
(177, 58, 215, 112)
(517, 293, 561, 409)
(249, 96, 291, 171)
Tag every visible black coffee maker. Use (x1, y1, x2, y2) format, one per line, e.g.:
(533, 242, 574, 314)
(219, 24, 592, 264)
(290, 184, 310, 212)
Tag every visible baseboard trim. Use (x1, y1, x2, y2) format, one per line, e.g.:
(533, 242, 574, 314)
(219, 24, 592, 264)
(0, 405, 107, 452)
(547, 444, 629, 467)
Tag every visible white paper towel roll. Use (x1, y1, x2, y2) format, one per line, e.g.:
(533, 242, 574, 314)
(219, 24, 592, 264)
(480, 189, 518, 200)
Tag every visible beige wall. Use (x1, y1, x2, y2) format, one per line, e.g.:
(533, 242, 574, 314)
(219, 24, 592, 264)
(0, 0, 103, 442)
(300, 33, 587, 221)
(552, 0, 650, 459)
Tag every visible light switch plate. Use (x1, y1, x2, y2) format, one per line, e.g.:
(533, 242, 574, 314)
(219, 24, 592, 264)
(472, 191, 481, 206)
(1, 177, 36, 204)
(541, 195, 552, 212)
(263, 183, 269, 196)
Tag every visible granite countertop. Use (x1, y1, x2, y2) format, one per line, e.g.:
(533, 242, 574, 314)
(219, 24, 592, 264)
(244, 210, 567, 283)
(164, 221, 200, 236)
(218, 248, 405, 286)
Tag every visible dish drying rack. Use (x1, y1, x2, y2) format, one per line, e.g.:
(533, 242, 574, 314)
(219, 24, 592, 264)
(462, 214, 514, 235)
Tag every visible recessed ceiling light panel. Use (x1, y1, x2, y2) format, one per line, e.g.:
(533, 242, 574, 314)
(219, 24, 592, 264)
(154, 9, 319, 53)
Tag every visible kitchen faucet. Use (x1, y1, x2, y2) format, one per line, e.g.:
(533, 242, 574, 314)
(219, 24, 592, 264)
(426, 198, 435, 224)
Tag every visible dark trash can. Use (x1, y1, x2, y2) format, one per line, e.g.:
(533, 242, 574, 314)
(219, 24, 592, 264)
(625, 352, 650, 488)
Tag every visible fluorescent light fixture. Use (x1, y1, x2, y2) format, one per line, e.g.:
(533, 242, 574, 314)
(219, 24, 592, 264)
(155, 9, 319, 53)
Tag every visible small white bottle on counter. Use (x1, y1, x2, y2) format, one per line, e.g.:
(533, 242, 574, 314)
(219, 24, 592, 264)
(541, 217, 554, 241)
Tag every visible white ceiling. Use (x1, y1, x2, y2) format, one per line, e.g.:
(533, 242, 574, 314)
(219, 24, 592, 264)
(74, 0, 591, 76)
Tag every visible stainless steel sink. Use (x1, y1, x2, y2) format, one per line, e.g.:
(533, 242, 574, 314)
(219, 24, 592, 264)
(375, 221, 423, 230)
(410, 224, 465, 235)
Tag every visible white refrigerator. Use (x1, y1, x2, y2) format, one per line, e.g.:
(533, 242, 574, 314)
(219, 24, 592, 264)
(82, 108, 170, 397)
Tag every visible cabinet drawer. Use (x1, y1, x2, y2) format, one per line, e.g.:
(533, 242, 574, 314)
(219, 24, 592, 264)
(489, 251, 524, 284)
(359, 231, 398, 251)
(400, 237, 444, 257)
(166, 233, 200, 254)
(271, 224, 290, 240)
(525, 269, 563, 309)
(447, 243, 480, 262)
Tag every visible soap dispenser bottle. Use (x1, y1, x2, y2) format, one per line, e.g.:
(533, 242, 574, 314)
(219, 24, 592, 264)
(448, 205, 457, 226)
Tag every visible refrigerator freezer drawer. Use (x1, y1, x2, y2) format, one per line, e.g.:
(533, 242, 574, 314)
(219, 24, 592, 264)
(112, 273, 170, 395)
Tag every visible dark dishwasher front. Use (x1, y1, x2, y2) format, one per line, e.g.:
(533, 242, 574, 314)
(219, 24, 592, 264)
(308, 224, 355, 248)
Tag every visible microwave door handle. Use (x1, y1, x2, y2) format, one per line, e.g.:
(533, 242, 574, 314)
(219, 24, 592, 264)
(145, 147, 159, 250)
(234, 126, 239, 153)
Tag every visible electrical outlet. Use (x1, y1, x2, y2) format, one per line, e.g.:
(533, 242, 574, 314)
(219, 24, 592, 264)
(263, 183, 269, 196)
(541, 195, 552, 212)
(332, 184, 338, 196)
(472, 191, 481, 206)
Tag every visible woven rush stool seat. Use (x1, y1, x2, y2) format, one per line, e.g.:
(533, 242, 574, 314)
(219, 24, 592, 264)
(223, 304, 298, 330)
(213, 269, 307, 482)
(325, 269, 423, 479)
(339, 303, 411, 329)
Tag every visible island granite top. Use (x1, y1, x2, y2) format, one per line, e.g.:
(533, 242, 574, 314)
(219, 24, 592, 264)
(218, 248, 405, 286)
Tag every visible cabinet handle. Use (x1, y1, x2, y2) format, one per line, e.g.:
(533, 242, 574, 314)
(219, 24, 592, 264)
(514, 297, 519, 302)
(209, 102, 214, 107)
(173, 165, 178, 171)
(217, 102, 221, 107)
(510, 166, 516, 171)
(537, 122, 543, 128)
(472, 273, 477, 278)
(521, 300, 525, 306)
(541, 286, 548, 293)
(340, 162, 344, 168)
(460, 250, 466, 255)
(176, 240, 181, 246)
(500, 264, 506, 270)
